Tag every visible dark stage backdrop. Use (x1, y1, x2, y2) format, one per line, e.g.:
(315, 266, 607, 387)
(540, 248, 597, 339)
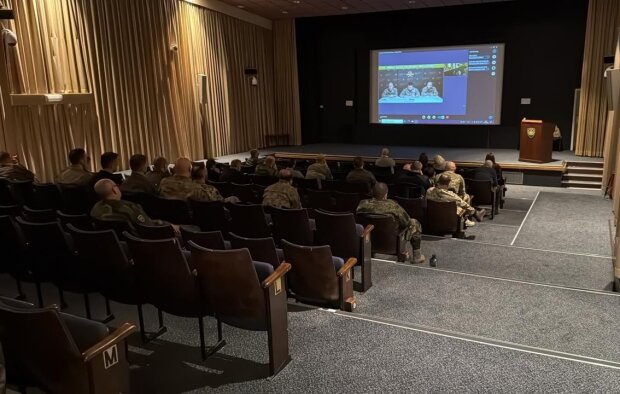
(296, 0, 588, 150)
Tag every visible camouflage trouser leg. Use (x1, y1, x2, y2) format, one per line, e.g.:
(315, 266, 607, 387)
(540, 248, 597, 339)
(404, 218, 422, 251)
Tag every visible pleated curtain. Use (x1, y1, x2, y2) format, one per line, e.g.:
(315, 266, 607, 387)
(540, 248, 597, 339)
(0, 0, 301, 182)
(575, 0, 620, 157)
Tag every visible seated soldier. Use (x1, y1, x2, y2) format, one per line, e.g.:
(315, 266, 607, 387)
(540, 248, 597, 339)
(0, 151, 35, 181)
(427, 173, 485, 227)
(190, 165, 240, 203)
(400, 82, 420, 98)
(262, 169, 302, 209)
(146, 156, 171, 188)
(305, 154, 333, 181)
(357, 183, 425, 264)
(160, 158, 225, 202)
(432, 154, 446, 174)
(255, 155, 278, 177)
(395, 161, 431, 190)
(245, 148, 260, 166)
(91, 179, 179, 234)
(55, 148, 93, 187)
(421, 81, 439, 96)
(90, 152, 123, 186)
(346, 156, 377, 187)
(374, 147, 395, 173)
(473, 160, 499, 187)
(120, 154, 158, 195)
(220, 159, 243, 183)
(435, 161, 469, 202)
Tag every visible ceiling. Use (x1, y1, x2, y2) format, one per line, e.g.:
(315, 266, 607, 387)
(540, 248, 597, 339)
(217, 0, 513, 20)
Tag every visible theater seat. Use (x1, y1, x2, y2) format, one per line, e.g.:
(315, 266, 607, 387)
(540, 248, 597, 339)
(356, 212, 407, 261)
(269, 206, 315, 246)
(189, 245, 291, 376)
(230, 232, 283, 269)
(466, 178, 499, 218)
(0, 297, 136, 394)
(314, 210, 373, 292)
(228, 203, 271, 238)
(181, 227, 230, 250)
(425, 200, 464, 238)
(281, 240, 356, 311)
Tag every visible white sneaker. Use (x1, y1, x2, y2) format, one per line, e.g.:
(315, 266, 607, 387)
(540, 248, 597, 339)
(465, 219, 476, 227)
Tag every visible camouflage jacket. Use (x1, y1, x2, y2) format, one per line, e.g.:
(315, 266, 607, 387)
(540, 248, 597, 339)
(0, 164, 35, 182)
(435, 171, 466, 198)
(145, 170, 170, 188)
(90, 199, 159, 227)
(262, 181, 301, 209)
(305, 163, 332, 180)
(255, 164, 278, 177)
(120, 172, 158, 195)
(356, 198, 422, 239)
(159, 175, 222, 201)
(55, 164, 92, 187)
(426, 187, 473, 216)
(346, 168, 377, 186)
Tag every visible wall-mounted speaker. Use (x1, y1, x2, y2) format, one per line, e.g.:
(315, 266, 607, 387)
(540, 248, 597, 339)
(244, 68, 257, 75)
(197, 74, 207, 104)
(0, 9, 14, 19)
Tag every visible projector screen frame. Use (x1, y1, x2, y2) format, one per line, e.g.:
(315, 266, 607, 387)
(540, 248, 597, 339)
(369, 43, 505, 126)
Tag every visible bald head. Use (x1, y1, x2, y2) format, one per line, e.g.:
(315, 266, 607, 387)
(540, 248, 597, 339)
(94, 179, 120, 200)
(372, 182, 389, 200)
(484, 160, 494, 168)
(437, 173, 451, 188)
(174, 157, 192, 177)
(433, 155, 445, 170)
(445, 161, 456, 172)
(265, 156, 276, 167)
(413, 161, 423, 172)
(279, 169, 293, 182)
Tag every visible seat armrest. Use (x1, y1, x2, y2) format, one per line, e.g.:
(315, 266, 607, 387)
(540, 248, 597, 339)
(361, 224, 374, 238)
(262, 262, 291, 288)
(82, 322, 137, 362)
(337, 257, 358, 277)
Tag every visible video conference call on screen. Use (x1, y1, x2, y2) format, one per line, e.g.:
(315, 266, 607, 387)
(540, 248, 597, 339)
(369, 44, 505, 126)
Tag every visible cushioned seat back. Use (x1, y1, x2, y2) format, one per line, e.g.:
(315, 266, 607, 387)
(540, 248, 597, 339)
(0, 299, 86, 393)
(394, 182, 424, 199)
(356, 213, 399, 255)
(92, 217, 133, 239)
(8, 180, 33, 207)
(230, 233, 280, 268)
(253, 175, 279, 187)
(395, 196, 426, 226)
(153, 197, 192, 224)
(21, 206, 57, 223)
(306, 189, 333, 211)
(189, 199, 229, 233)
(16, 218, 71, 281)
(228, 203, 270, 238)
(231, 183, 257, 203)
(425, 200, 458, 235)
(333, 191, 361, 213)
(135, 222, 177, 240)
(270, 207, 314, 246)
(31, 183, 62, 210)
(341, 182, 370, 194)
(181, 227, 227, 249)
(68, 226, 140, 304)
(189, 245, 268, 330)
(314, 210, 359, 259)
(0, 179, 14, 205)
(206, 181, 231, 198)
(57, 211, 92, 231)
(125, 234, 205, 317)
(466, 179, 494, 205)
(59, 186, 93, 215)
(282, 240, 339, 304)
(0, 215, 25, 275)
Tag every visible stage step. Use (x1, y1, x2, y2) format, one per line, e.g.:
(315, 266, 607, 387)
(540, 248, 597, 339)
(563, 160, 603, 189)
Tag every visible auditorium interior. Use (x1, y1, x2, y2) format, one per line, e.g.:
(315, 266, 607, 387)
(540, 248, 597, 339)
(1, 0, 620, 392)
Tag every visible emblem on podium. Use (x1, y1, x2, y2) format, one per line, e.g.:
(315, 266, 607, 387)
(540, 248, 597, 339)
(527, 127, 536, 139)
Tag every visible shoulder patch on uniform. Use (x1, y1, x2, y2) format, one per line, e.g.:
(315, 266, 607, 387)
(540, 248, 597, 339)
(137, 214, 146, 223)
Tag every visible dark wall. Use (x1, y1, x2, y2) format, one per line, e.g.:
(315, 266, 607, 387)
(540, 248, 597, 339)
(296, 0, 588, 150)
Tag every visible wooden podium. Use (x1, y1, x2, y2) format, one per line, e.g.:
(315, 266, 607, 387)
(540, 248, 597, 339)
(519, 119, 554, 163)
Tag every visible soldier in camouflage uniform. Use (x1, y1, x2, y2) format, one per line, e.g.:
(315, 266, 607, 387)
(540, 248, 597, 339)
(357, 183, 425, 264)
(262, 169, 302, 209)
(55, 148, 93, 187)
(160, 158, 224, 201)
(427, 173, 485, 227)
(91, 179, 177, 234)
(255, 156, 278, 177)
(434, 161, 469, 202)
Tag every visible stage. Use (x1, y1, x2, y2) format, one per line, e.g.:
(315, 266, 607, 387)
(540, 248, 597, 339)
(216, 143, 604, 188)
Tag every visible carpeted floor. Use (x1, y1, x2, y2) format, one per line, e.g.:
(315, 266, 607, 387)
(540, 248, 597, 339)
(356, 261, 620, 362)
(2, 185, 617, 393)
(512, 192, 613, 256)
(419, 237, 613, 290)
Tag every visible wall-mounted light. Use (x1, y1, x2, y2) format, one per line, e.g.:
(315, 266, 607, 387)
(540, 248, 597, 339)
(245, 67, 258, 87)
(250, 76, 258, 86)
(45, 94, 63, 103)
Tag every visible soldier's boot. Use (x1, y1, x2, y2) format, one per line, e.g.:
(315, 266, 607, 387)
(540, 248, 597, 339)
(474, 209, 487, 222)
(411, 237, 425, 264)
